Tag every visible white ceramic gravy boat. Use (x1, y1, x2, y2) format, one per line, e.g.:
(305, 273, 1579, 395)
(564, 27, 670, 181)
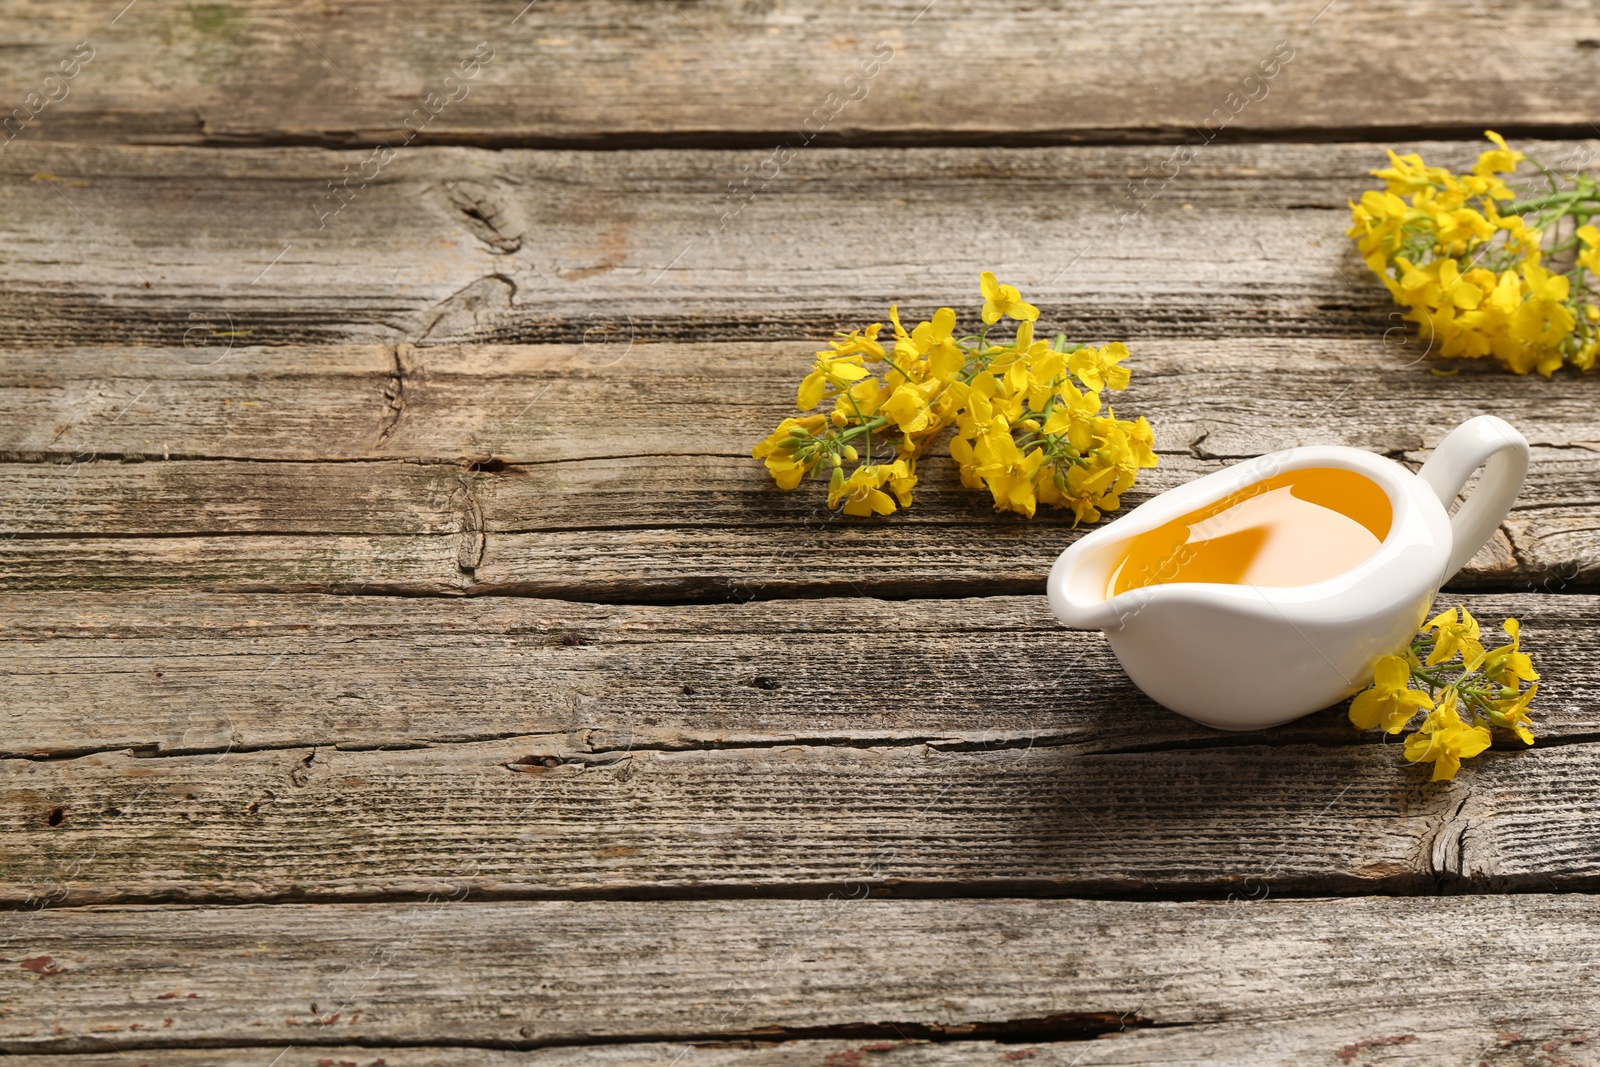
(1048, 415, 1529, 730)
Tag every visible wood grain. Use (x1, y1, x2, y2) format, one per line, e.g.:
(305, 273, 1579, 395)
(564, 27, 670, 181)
(2, 340, 1595, 596)
(9, 1034, 1598, 1067)
(1, 897, 1597, 1056)
(5, 4, 1599, 1049)
(2, 591, 1594, 761)
(6, 140, 1595, 346)
(3, 1, 1599, 147)
(5, 698, 1600, 904)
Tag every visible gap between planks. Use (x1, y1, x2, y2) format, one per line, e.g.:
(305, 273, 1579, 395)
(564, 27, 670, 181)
(25, 123, 1600, 153)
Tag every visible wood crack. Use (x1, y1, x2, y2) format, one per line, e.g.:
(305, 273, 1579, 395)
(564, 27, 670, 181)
(372, 344, 410, 448)
(441, 180, 522, 254)
(288, 747, 317, 788)
(51, 122, 1600, 152)
(0, 1013, 1173, 1056)
(1424, 789, 1477, 889)
(453, 471, 486, 581)
(13, 878, 1600, 915)
(14, 728, 1600, 774)
(0, 578, 1574, 605)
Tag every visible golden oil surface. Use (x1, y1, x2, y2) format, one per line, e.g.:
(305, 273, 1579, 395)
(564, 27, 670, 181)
(1109, 468, 1393, 595)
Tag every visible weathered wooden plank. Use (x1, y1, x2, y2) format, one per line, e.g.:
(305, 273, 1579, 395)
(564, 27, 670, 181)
(5, 704, 1600, 903)
(0, 533, 469, 595)
(5, 341, 1596, 465)
(5, 140, 1593, 345)
(5, 448, 1569, 536)
(2, 340, 1595, 594)
(9, 1032, 1597, 1067)
(4, 592, 1594, 761)
(27, 339, 1600, 463)
(0, 450, 1520, 593)
(3, 1, 1599, 147)
(1, 897, 1597, 1055)
(0, 459, 463, 536)
(0, 345, 401, 460)
(0, 448, 1558, 595)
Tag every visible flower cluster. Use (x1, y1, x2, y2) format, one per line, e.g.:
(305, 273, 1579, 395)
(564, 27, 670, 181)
(1349, 606, 1538, 780)
(753, 274, 1158, 521)
(1348, 131, 1600, 376)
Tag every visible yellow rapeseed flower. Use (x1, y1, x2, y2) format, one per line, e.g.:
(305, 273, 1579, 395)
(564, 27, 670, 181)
(887, 305, 958, 383)
(1579, 225, 1600, 275)
(1480, 617, 1538, 688)
(880, 380, 940, 433)
(1349, 655, 1434, 733)
(1351, 608, 1537, 780)
(751, 415, 826, 489)
(885, 458, 917, 507)
(1425, 606, 1485, 670)
(1488, 681, 1538, 745)
(828, 463, 898, 516)
(798, 353, 870, 410)
(1403, 691, 1492, 782)
(971, 420, 1045, 518)
(1473, 131, 1525, 184)
(757, 274, 1156, 522)
(825, 323, 887, 361)
(979, 272, 1040, 325)
(1068, 342, 1132, 392)
(1349, 132, 1600, 377)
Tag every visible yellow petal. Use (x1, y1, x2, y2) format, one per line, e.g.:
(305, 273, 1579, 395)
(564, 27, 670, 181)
(1349, 689, 1384, 730)
(1372, 655, 1410, 692)
(798, 371, 826, 410)
(1454, 724, 1493, 760)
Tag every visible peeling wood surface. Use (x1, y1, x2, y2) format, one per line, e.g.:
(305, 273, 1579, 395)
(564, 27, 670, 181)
(1, 897, 1598, 1056)
(2, 140, 1597, 347)
(4, 1, 1600, 146)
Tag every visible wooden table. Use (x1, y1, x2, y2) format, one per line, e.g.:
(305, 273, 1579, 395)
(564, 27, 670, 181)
(4, 2, 1600, 1063)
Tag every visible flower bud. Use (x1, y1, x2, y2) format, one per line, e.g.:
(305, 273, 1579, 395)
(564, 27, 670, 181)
(1020, 418, 1040, 432)
(831, 453, 843, 468)
(831, 410, 847, 427)
(842, 445, 858, 462)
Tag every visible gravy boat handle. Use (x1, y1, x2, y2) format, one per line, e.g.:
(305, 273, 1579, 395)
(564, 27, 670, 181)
(1416, 415, 1530, 583)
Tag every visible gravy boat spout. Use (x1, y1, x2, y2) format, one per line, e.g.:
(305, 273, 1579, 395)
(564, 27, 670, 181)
(1047, 417, 1529, 731)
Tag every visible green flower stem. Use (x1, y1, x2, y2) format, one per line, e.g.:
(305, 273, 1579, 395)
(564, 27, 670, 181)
(1504, 191, 1600, 215)
(1532, 158, 1563, 196)
(836, 415, 889, 443)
